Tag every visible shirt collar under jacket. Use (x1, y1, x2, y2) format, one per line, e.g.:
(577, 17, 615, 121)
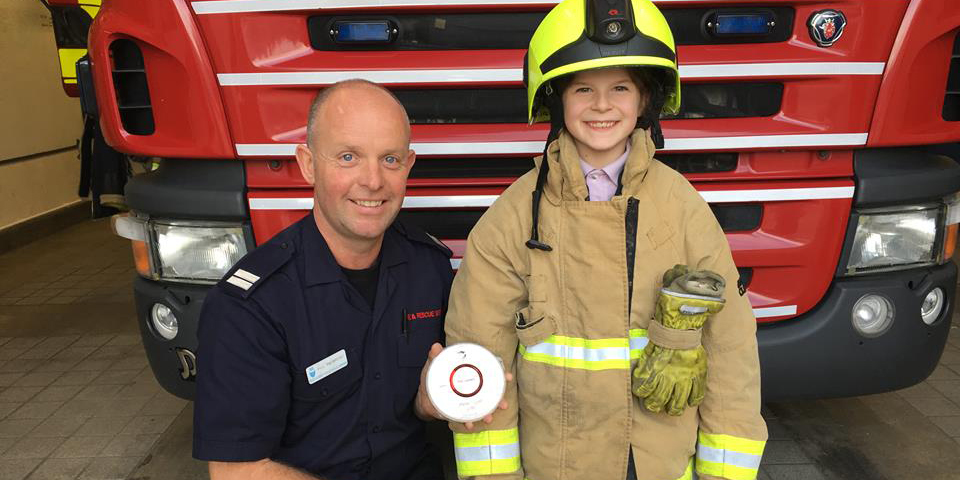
(578, 142, 630, 181)
(302, 212, 407, 286)
(536, 128, 657, 205)
(578, 142, 631, 196)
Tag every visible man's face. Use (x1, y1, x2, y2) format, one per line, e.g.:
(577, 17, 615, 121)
(295, 86, 415, 250)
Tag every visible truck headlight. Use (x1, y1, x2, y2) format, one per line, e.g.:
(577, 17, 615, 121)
(113, 215, 249, 283)
(153, 222, 247, 282)
(844, 206, 940, 275)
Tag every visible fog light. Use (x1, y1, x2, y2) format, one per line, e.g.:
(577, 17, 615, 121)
(151, 303, 178, 340)
(851, 294, 894, 337)
(921, 288, 945, 325)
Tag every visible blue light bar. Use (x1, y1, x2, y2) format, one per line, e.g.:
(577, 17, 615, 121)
(333, 21, 392, 43)
(714, 14, 773, 35)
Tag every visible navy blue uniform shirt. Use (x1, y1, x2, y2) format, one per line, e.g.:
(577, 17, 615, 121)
(193, 213, 453, 480)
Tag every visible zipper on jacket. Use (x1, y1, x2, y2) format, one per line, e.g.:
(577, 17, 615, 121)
(625, 197, 639, 320)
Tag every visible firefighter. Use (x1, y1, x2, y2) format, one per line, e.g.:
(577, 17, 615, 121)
(442, 0, 768, 479)
(193, 80, 452, 480)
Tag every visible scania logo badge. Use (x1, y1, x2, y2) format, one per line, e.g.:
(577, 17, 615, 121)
(808, 10, 847, 47)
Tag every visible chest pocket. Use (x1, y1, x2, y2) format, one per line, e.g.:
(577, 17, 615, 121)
(647, 220, 675, 250)
(293, 347, 362, 402)
(397, 307, 444, 368)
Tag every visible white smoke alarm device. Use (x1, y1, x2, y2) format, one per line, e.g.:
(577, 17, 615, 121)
(425, 343, 506, 423)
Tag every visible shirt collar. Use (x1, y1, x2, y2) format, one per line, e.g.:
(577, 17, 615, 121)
(302, 212, 407, 286)
(578, 141, 630, 182)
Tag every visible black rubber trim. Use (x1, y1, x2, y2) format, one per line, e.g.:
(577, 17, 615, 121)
(853, 147, 960, 207)
(758, 262, 956, 401)
(306, 8, 793, 52)
(833, 210, 862, 278)
(659, 152, 738, 173)
(133, 277, 209, 400)
(540, 32, 675, 75)
(710, 204, 761, 232)
(943, 31, 960, 121)
(409, 157, 534, 179)
(736, 267, 753, 290)
(125, 159, 247, 221)
(76, 56, 98, 118)
(671, 7, 794, 45)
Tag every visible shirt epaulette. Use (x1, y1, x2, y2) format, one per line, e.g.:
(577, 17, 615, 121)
(394, 221, 453, 258)
(218, 240, 295, 299)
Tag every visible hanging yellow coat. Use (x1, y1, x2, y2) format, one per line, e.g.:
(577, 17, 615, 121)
(445, 128, 768, 480)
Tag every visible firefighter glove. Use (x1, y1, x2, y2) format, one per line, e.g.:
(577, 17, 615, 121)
(632, 265, 725, 416)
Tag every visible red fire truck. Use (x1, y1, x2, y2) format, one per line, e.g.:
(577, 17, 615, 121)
(70, 0, 960, 401)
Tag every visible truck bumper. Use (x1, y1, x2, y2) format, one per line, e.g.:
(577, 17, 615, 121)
(132, 277, 209, 400)
(759, 261, 957, 401)
(135, 261, 956, 401)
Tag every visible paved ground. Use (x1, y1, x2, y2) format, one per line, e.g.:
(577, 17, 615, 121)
(1, 219, 960, 479)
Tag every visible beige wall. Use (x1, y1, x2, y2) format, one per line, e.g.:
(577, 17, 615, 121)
(0, 0, 85, 230)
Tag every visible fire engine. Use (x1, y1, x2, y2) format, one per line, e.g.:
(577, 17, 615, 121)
(53, 0, 960, 401)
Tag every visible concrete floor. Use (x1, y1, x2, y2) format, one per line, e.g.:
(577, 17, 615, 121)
(1, 220, 960, 479)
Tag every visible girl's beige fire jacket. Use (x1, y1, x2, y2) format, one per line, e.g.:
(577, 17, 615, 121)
(445, 128, 768, 480)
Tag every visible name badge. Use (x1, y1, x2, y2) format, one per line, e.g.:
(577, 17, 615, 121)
(305, 349, 348, 385)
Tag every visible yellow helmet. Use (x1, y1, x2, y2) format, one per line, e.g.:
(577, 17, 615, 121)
(524, 0, 680, 124)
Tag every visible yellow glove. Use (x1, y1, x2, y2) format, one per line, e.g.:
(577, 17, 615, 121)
(632, 265, 725, 416)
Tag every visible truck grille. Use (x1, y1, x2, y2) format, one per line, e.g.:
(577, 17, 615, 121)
(308, 7, 793, 51)
(109, 39, 155, 135)
(944, 31, 960, 122)
(397, 83, 782, 125)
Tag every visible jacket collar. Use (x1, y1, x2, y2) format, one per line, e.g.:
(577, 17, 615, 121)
(537, 128, 656, 204)
(301, 213, 407, 286)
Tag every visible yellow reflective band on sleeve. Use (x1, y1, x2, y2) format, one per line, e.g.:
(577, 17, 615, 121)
(518, 329, 648, 371)
(696, 432, 765, 480)
(454, 428, 521, 477)
(629, 329, 647, 360)
(57, 48, 87, 81)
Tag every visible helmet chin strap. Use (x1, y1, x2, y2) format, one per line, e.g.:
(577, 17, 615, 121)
(526, 86, 565, 252)
(645, 118, 665, 150)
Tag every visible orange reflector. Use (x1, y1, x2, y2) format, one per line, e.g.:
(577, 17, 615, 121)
(131, 240, 151, 277)
(944, 224, 958, 261)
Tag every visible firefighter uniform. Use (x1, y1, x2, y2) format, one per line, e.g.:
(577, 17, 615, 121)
(445, 129, 768, 480)
(193, 213, 453, 480)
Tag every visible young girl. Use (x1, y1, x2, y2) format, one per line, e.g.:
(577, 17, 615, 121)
(443, 1, 767, 480)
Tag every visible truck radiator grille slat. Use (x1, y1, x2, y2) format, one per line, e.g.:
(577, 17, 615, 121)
(396, 83, 781, 125)
(396, 204, 758, 237)
(307, 8, 793, 51)
(110, 39, 155, 135)
(396, 210, 484, 239)
(410, 157, 534, 178)
(409, 152, 736, 179)
(943, 31, 960, 122)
